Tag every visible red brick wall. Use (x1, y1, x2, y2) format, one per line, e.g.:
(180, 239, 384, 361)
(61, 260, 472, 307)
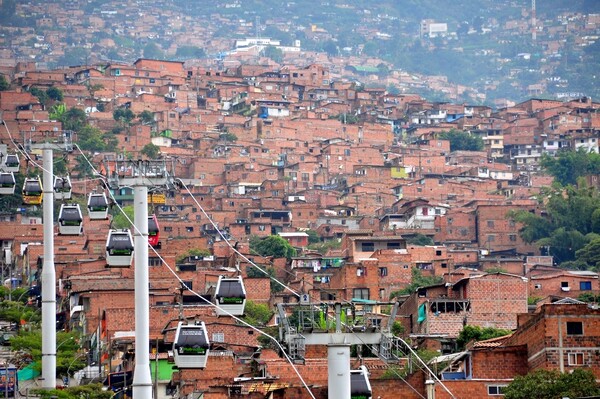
(507, 304, 600, 378)
(461, 274, 528, 331)
(471, 346, 528, 379)
(434, 379, 514, 399)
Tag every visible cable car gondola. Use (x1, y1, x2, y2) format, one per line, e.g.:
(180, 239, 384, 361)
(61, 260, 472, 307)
(0, 172, 16, 195)
(58, 204, 83, 235)
(148, 214, 160, 247)
(22, 176, 43, 205)
(105, 229, 134, 267)
(173, 321, 210, 369)
(214, 275, 247, 316)
(53, 176, 72, 200)
(3, 154, 20, 173)
(87, 192, 109, 220)
(350, 366, 372, 399)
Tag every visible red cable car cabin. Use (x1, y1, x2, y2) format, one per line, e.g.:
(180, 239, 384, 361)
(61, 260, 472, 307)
(148, 214, 159, 247)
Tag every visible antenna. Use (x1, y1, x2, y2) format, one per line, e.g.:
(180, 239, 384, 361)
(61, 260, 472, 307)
(531, 0, 536, 42)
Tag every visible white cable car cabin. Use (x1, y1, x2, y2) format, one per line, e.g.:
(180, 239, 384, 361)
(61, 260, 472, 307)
(53, 176, 72, 200)
(214, 275, 247, 316)
(105, 229, 134, 267)
(173, 321, 210, 369)
(87, 193, 109, 220)
(3, 154, 19, 173)
(350, 366, 372, 399)
(58, 204, 83, 235)
(0, 172, 16, 195)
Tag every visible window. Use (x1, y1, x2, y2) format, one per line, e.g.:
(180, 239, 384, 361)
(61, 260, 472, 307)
(534, 284, 542, 289)
(379, 267, 388, 277)
(353, 288, 369, 300)
(356, 267, 366, 277)
(258, 225, 265, 231)
(487, 220, 495, 228)
(487, 234, 495, 242)
(164, 226, 172, 232)
(566, 321, 583, 335)
(186, 226, 194, 232)
(435, 250, 442, 256)
(561, 281, 569, 288)
(509, 234, 517, 242)
(387, 242, 401, 249)
(321, 291, 335, 301)
(148, 257, 161, 267)
(182, 280, 193, 290)
(361, 242, 374, 252)
(568, 352, 584, 366)
(488, 385, 507, 395)
(580, 281, 592, 290)
(441, 263, 447, 268)
(212, 332, 224, 343)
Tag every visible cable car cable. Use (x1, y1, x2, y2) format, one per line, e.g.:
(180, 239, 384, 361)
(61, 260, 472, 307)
(73, 144, 317, 399)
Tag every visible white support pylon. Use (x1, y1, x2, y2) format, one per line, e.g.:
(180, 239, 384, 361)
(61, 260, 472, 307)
(132, 183, 153, 398)
(41, 148, 56, 388)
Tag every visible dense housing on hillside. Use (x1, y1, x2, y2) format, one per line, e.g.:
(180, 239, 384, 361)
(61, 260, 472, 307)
(0, 58, 599, 398)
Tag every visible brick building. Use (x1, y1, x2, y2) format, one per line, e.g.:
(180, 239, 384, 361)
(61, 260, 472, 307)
(398, 273, 528, 340)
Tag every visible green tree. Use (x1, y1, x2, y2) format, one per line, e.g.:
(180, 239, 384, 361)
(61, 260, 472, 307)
(391, 320, 405, 336)
(11, 330, 83, 376)
(176, 248, 211, 263)
(60, 107, 87, 131)
(243, 301, 273, 326)
(30, 87, 48, 104)
(456, 325, 511, 350)
(140, 143, 160, 159)
(220, 132, 238, 142)
(143, 42, 164, 59)
(503, 368, 600, 399)
(111, 205, 134, 229)
(31, 384, 113, 399)
(46, 86, 64, 101)
(0, 74, 9, 91)
(306, 229, 320, 244)
(262, 46, 283, 63)
(0, 300, 40, 330)
(49, 103, 67, 121)
(57, 46, 90, 67)
(322, 40, 338, 56)
(77, 125, 106, 152)
(390, 268, 443, 298)
(540, 148, 600, 186)
(438, 129, 484, 151)
(174, 45, 206, 59)
(575, 237, 600, 270)
(406, 234, 434, 246)
(113, 108, 135, 124)
(138, 110, 155, 125)
(250, 235, 297, 259)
